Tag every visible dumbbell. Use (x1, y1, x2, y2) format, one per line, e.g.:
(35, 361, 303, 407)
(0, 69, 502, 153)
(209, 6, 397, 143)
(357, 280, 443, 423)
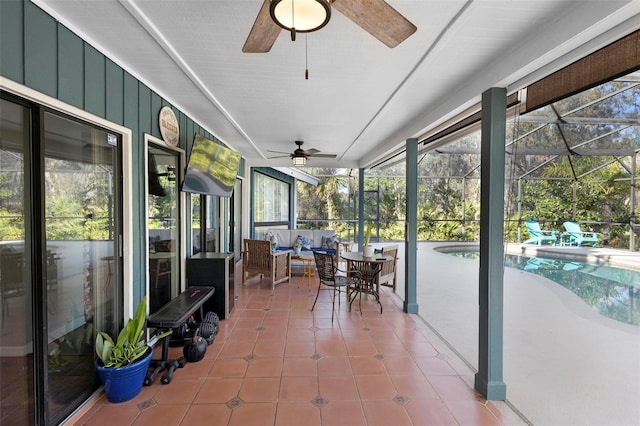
(160, 357, 187, 384)
(203, 311, 220, 337)
(199, 322, 216, 345)
(144, 360, 167, 386)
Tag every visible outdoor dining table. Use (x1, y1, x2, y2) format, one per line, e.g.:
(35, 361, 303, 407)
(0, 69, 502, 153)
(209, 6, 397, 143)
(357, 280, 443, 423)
(340, 252, 393, 314)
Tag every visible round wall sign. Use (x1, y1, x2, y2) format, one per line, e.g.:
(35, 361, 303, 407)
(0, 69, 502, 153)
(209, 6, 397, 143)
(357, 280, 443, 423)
(159, 106, 179, 147)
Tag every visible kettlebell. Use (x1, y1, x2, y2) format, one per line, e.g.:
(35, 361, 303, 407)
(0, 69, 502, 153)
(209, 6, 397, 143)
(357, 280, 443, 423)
(183, 329, 207, 363)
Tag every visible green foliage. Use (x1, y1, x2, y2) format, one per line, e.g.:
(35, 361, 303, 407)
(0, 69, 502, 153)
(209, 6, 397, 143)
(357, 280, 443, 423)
(95, 297, 171, 368)
(295, 155, 636, 245)
(363, 222, 374, 246)
(48, 324, 94, 371)
(0, 208, 25, 239)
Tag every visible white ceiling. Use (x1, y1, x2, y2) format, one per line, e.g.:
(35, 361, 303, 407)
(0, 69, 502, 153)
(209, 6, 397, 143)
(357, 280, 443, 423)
(34, 0, 640, 169)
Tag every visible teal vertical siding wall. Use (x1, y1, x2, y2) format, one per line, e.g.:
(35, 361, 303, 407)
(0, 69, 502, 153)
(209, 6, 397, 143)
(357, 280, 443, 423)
(0, 0, 232, 304)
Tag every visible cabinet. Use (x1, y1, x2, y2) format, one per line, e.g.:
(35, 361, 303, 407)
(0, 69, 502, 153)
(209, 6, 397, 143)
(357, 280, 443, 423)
(186, 252, 235, 320)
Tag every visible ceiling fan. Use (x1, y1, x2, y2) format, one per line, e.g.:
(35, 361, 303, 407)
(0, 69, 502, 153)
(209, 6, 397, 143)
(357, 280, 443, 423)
(268, 140, 337, 165)
(242, 0, 417, 53)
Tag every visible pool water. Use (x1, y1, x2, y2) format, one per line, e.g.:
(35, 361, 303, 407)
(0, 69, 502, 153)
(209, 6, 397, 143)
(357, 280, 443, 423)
(441, 249, 640, 326)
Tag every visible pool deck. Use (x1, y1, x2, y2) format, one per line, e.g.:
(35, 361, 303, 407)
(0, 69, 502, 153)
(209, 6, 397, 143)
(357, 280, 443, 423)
(377, 241, 640, 426)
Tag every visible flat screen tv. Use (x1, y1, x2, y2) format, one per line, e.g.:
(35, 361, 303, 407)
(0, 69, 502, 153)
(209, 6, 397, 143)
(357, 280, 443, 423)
(182, 134, 241, 197)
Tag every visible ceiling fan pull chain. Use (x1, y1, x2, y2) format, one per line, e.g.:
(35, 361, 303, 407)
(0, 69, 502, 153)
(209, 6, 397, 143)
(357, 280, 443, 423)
(305, 34, 309, 80)
(290, 0, 296, 41)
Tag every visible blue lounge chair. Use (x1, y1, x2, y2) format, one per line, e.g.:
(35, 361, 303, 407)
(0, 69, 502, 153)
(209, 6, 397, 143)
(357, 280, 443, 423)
(561, 221, 600, 247)
(523, 220, 558, 245)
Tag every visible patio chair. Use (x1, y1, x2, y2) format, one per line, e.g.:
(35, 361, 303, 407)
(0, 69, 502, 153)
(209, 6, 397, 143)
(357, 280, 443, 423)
(561, 221, 600, 247)
(523, 220, 558, 245)
(312, 251, 360, 322)
(242, 239, 290, 289)
(375, 245, 398, 293)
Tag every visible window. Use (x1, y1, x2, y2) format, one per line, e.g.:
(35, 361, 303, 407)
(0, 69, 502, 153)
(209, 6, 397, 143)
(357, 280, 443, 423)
(253, 171, 290, 237)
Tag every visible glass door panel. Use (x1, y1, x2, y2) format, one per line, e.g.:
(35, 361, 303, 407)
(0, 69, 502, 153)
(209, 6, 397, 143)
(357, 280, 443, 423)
(205, 195, 217, 252)
(0, 98, 33, 426)
(191, 194, 201, 255)
(43, 112, 120, 422)
(148, 145, 180, 314)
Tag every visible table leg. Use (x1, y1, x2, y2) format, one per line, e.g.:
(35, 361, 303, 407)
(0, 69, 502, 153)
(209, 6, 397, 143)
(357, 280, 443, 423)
(306, 260, 312, 290)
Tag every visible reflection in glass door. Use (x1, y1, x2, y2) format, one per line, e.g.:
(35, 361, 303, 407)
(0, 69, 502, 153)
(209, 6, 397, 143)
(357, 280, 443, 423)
(43, 111, 121, 423)
(0, 97, 34, 426)
(147, 144, 181, 314)
(0, 94, 123, 424)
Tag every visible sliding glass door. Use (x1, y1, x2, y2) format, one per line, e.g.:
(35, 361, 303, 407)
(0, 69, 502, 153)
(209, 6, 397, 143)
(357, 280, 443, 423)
(0, 93, 123, 424)
(43, 111, 122, 422)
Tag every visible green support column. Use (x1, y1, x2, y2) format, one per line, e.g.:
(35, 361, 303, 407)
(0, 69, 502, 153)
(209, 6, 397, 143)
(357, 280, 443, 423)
(475, 87, 507, 400)
(358, 168, 365, 248)
(404, 138, 418, 314)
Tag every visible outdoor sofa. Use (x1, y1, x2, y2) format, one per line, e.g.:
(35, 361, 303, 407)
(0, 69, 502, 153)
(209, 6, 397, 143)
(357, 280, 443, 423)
(265, 229, 339, 256)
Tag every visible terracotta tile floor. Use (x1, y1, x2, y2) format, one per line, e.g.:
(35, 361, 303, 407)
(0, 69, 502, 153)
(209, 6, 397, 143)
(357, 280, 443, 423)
(70, 272, 515, 425)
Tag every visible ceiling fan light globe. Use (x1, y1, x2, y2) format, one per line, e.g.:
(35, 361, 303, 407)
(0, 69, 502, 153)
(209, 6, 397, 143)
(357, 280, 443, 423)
(292, 156, 307, 166)
(270, 0, 331, 33)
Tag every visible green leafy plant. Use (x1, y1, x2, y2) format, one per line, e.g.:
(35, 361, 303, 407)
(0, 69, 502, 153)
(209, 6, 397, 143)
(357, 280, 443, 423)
(363, 222, 374, 246)
(95, 296, 170, 368)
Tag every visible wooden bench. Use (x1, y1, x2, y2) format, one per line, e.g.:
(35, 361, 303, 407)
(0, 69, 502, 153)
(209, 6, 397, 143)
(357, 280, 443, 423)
(242, 239, 290, 289)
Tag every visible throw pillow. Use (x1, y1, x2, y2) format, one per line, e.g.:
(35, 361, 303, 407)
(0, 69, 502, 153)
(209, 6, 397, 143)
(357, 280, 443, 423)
(265, 231, 279, 249)
(296, 235, 312, 250)
(321, 234, 338, 249)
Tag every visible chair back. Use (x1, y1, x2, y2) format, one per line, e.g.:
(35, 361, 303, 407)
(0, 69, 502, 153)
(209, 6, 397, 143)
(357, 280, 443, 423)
(244, 239, 271, 269)
(525, 220, 543, 237)
(350, 260, 381, 284)
(313, 251, 337, 284)
(379, 246, 397, 278)
(1, 251, 25, 295)
(562, 221, 581, 235)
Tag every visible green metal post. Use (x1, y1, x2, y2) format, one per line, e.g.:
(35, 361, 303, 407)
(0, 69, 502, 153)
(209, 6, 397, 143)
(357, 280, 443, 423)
(404, 138, 418, 314)
(358, 168, 365, 248)
(475, 87, 507, 400)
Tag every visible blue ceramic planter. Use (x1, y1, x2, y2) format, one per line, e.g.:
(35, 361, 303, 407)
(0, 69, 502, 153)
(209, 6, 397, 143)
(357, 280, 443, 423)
(95, 347, 152, 403)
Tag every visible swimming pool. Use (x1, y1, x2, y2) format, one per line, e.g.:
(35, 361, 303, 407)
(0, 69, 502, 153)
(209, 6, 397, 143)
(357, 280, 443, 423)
(436, 247, 640, 326)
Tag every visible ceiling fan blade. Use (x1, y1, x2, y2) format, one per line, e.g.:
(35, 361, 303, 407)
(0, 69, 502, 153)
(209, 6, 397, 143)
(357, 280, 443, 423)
(333, 0, 417, 48)
(267, 149, 293, 155)
(309, 153, 337, 158)
(303, 148, 321, 155)
(267, 155, 291, 159)
(242, 0, 282, 53)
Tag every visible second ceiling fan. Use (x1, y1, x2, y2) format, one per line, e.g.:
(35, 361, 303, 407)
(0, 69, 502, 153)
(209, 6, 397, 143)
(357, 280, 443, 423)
(242, 0, 417, 53)
(268, 140, 337, 165)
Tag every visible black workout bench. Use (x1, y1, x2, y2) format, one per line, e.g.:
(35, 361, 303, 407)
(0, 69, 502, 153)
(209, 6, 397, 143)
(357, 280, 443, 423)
(145, 286, 215, 385)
